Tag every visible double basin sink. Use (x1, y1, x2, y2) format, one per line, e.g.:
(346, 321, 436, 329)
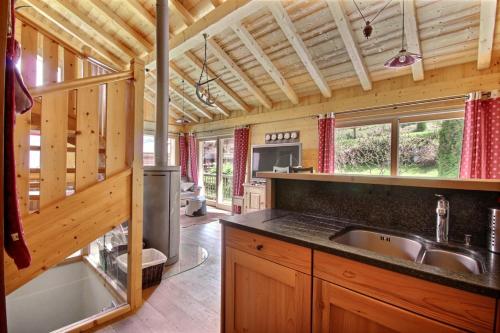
(330, 228, 484, 275)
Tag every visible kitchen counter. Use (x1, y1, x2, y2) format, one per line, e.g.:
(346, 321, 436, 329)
(220, 209, 500, 297)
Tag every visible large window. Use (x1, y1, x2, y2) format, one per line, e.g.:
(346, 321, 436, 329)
(335, 123, 391, 175)
(399, 119, 464, 178)
(143, 135, 176, 166)
(334, 114, 464, 178)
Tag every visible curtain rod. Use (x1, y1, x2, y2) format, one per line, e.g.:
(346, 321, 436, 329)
(192, 94, 468, 135)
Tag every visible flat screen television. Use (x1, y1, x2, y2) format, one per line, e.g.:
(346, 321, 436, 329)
(251, 143, 302, 180)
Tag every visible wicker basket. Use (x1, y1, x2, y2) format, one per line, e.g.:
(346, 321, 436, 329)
(116, 248, 167, 289)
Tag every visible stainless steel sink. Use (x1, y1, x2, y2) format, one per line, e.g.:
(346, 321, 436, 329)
(330, 228, 485, 275)
(420, 249, 483, 275)
(331, 228, 424, 261)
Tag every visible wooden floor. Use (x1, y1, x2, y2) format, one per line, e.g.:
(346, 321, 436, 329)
(98, 211, 226, 333)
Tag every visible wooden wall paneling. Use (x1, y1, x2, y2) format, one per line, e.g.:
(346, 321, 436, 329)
(3, 169, 132, 294)
(15, 23, 37, 216)
(39, 91, 69, 208)
(75, 85, 100, 190)
(105, 80, 129, 176)
(42, 35, 58, 84)
(128, 59, 145, 310)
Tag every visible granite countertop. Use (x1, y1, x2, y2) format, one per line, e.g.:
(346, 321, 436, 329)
(220, 209, 500, 298)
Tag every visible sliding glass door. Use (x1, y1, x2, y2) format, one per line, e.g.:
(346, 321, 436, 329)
(219, 138, 234, 208)
(201, 140, 218, 202)
(200, 137, 234, 210)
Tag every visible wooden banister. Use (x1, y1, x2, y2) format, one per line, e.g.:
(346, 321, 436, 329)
(29, 70, 133, 97)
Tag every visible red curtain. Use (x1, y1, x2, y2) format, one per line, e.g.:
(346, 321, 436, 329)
(460, 92, 500, 179)
(232, 127, 249, 214)
(4, 0, 31, 269)
(317, 114, 335, 173)
(179, 133, 188, 178)
(187, 133, 199, 186)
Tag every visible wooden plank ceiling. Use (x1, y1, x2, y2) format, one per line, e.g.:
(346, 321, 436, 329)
(15, 0, 500, 125)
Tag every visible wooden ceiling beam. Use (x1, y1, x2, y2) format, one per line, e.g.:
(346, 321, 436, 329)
(170, 101, 200, 123)
(268, 1, 331, 98)
(169, 0, 195, 26)
(170, 63, 230, 117)
(477, 0, 498, 69)
(402, 0, 424, 81)
(16, 11, 81, 59)
(207, 38, 272, 109)
(21, 0, 127, 68)
(170, 84, 213, 120)
(210, 0, 224, 8)
(88, 0, 154, 53)
(327, 0, 372, 91)
(184, 51, 251, 112)
(169, 0, 264, 59)
(53, 0, 137, 59)
(125, 0, 156, 29)
(232, 22, 299, 104)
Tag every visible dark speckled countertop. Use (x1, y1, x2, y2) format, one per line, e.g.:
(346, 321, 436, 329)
(220, 209, 500, 298)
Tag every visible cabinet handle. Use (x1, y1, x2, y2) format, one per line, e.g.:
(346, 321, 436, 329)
(256, 244, 264, 251)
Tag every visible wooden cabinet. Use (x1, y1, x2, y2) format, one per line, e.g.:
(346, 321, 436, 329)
(243, 183, 266, 214)
(222, 227, 497, 333)
(314, 251, 496, 333)
(313, 278, 465, 333)
(223, 226, 311, 333)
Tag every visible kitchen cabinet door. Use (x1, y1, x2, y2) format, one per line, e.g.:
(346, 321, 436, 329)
(225, 246, 311, 333)
(313, 278, 465, 333)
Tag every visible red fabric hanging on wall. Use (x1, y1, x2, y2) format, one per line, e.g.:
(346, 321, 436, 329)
(187, 133, 199, 186)
(317, 114, 335, 173)
(4, 0, 31, 269)
(179, 133, 188, 178)
(460, 92, 500, 179)
(232, 127, 249, 214)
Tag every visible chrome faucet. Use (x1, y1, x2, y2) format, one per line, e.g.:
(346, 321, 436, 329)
(435, 194, 449, 243)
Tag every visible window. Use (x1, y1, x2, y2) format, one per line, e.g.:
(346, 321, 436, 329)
(36, 55, 43, 86)
(333, 114, 464, 178)
(335, 123, 391, 175)
(399, 119, 463, 178)
(143, 135, 155, 166)
(143, 135, 176, 166)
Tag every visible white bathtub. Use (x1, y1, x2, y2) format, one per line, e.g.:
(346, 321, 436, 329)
(7, 262, 120, 333)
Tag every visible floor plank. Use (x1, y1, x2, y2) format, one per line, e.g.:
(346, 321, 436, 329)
(99, 208, 227, 333)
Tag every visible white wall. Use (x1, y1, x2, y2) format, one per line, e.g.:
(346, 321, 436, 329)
(7, 262, 119, 333)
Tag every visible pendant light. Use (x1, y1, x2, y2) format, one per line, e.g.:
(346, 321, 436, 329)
(353, 0, 392, 39)
(176, 80, 190, 124)
(196, 33, 218, 107)
(384, 1, 422, 68)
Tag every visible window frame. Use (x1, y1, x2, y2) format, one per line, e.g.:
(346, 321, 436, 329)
(333, 109, 464, 178)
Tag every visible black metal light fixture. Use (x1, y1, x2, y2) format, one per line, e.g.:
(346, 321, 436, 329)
(196, 33, 218, 107)
(353, 0, 392, 39)
(176, 80, 190, 124)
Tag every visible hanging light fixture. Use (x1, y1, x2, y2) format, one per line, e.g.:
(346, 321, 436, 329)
(384, 1, 422, 68)
(176, 80, 190, 124)
(196, 33, 218, 107)
(353, 0, 392, 39)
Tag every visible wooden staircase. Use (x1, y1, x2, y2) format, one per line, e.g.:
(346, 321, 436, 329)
(4, 169, 131, 294)
(5, 60, 145, 317)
